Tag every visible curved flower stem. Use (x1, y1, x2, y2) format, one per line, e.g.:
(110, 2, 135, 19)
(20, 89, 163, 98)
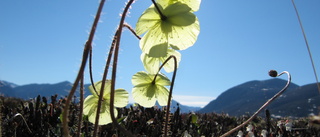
(220, 70, 291, 137)
(92, 29, 118, 136)
(109, 0, 136, 136)
(291, 0, 320, 94)
(12, 113, 32, 134)
(62, 0, 106, 136)
(93, 3, 139, 135)
(152, 55, 178, 137)
(123, 23, 141, 40)
(89, 49, 98, 95)
(151, 0, 167, 20)
(76, 77, 84, 137)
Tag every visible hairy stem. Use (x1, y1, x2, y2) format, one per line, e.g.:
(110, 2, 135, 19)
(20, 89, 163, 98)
(89, 49, 98, 95)
(76, 77, 84, 137)
(62, 0, 106, 136)
(153, 55, 178, 137)
(92, 30, 118, 136)
(109, 0, 136, 136)
(123, 23, 141, 40)
(291, 0, 320, 94)
(220, 70, 291, 137)
(93, 6, 140, 136)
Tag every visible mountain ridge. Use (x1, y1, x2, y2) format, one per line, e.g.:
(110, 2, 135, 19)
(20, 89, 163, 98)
(1, 79, 319, 116)
(199, 78, 320, 117)
(0, 80, 200, 113)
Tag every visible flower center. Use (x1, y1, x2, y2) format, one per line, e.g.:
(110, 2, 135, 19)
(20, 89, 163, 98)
(151, 0, 167, 21)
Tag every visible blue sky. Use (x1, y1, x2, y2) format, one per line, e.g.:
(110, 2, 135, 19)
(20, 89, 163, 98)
(1, 0, 319, 107)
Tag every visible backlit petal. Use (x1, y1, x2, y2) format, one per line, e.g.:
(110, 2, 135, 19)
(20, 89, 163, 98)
(114, 88, 129, 107)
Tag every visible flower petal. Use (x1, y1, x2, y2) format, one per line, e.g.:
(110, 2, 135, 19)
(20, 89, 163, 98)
(88, 84, 98, 96)
(178, 0, 201, 12)
(141, 49, 181, 74)
(169, 18, 200, 50)
(155, 73, 171, 86)
(83, 96, 114, 125)
(165, 0, 201, 12)
(83, 95, 97, 115)
(90, 103, 115, 125)
(114, 88, 129, 107)
(132, 84, 157, 108)
(131, 71, 171, 107)
(161, 49, 181, 73)
(167, 12, 196, 26)
(132, 71, 153, 86)
(140, 23, 168, 57)
(141, 53, 161, 74)
(98, 105, 117, 125)
(136, 6, 161, 35)
(156, 0, 170, 8)
(89, 80, 112, 98)
(155, 85, 170, 106)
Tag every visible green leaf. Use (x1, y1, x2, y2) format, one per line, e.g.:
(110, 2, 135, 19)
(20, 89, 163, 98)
(191, 113, 198, 124)
(117, 116, 127, 123)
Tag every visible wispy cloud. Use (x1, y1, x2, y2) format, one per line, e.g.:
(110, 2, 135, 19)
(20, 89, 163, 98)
(128, 94, 216, 108)
(172, 95, 216, 108)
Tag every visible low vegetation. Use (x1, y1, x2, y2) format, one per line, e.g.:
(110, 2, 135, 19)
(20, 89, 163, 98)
(1, 95, 320, 137)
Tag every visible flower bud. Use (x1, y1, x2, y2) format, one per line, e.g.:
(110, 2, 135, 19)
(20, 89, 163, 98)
(269, 70, 278, 77)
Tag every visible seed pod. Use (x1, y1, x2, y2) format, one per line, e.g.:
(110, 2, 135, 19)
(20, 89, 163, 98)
(269, 70, 278, 77)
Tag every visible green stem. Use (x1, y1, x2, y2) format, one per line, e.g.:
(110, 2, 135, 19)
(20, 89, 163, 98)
(62, 0, 106, 136)
(220, 70, 291, 137)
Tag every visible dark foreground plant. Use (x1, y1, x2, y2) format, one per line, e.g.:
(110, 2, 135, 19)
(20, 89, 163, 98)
(2, 95, 320, 137)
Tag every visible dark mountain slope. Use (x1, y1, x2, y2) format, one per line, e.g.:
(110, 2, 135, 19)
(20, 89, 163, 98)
(199, 78, 306, 116)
